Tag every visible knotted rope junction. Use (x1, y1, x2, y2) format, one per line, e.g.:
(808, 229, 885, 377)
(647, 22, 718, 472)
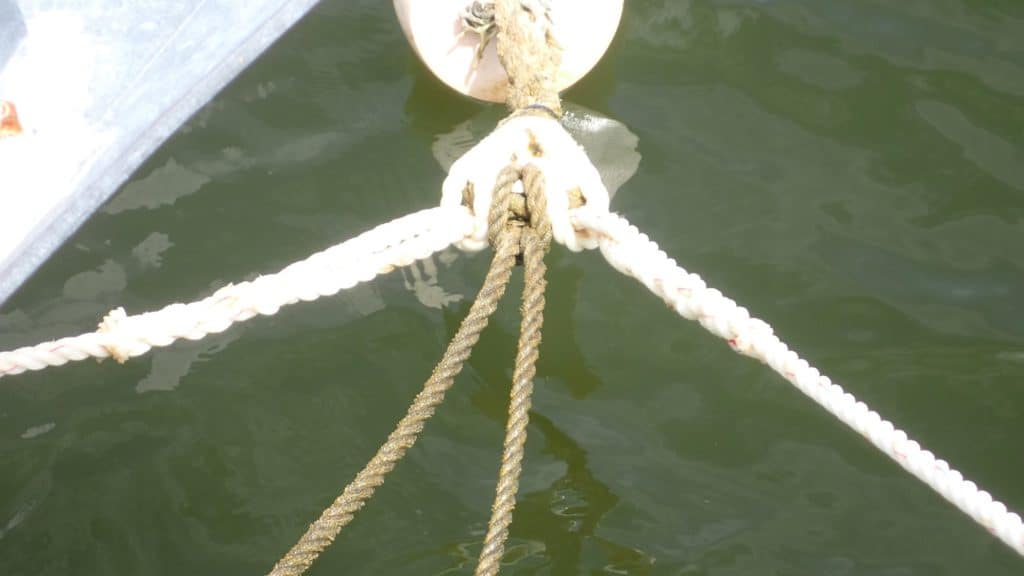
(269, 163, 553, 576)
(1, 0, 1022, 568)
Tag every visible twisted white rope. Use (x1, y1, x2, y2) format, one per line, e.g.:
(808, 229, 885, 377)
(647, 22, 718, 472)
(571, 206, 1024, 557)
(0, 206, 475, 379)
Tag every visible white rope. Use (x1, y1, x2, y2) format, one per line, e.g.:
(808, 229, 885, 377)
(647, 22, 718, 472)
(571, 206, 1024, 557)
(440, 111, 1024, 556)
(0, 206, 475, 379)
(3, 98, 1020, 559)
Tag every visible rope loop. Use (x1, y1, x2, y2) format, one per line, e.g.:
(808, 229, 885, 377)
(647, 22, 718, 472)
(484, 162, 554, 259)
(442, 115, 608, 253)
(487, 163, 520, 249)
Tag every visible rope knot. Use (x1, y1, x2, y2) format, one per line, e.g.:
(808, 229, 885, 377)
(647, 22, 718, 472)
(441, 114, 609, 253)
(485, 163, 553, 254)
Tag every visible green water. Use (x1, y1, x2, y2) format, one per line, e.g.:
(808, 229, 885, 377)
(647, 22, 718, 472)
(2, 1, 1023, 574)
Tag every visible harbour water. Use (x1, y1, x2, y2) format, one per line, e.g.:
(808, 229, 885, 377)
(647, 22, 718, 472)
(1, 1, 1022, 574)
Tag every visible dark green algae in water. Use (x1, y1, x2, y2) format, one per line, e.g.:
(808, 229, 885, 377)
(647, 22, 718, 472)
(1, 1, 1023, 574)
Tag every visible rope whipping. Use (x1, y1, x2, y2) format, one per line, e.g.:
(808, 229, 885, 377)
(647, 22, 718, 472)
(475, 165, 552, 576)
(268, 166, 525, 576)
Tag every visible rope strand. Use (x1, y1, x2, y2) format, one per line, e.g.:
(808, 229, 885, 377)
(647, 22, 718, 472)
(476, 165, 552, 576)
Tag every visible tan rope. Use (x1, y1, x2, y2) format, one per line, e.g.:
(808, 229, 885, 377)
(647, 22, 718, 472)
(267, 174, 522, 576)
(269, 1, 566, 568)
(495, 0, 563, 115)
(475, 165, 552, 576)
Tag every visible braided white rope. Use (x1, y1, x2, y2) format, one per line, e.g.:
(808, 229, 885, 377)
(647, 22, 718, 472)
(571, 206, 1024, 557)
(0, 206, 475, 379)
(442, 113, 608, 252)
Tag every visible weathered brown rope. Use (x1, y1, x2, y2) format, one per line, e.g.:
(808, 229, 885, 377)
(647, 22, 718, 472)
(475, 164, 552, 576)
(268, 179, 522, 576)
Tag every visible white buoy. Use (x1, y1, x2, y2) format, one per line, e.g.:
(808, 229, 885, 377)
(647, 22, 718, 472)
(392, 0, 623, 103)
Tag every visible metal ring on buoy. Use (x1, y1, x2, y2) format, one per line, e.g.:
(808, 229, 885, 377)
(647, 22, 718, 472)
(392, 0, 623, 103)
